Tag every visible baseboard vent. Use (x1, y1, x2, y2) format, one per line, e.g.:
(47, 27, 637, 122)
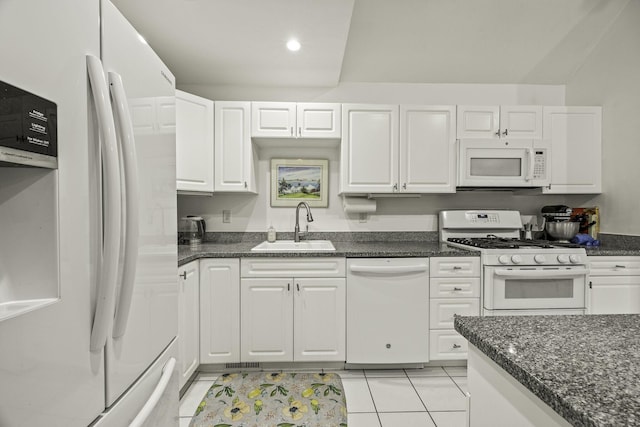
(225, 362, 261, 369)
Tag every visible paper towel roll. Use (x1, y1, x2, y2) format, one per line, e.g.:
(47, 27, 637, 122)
(342, 196, 377, 213)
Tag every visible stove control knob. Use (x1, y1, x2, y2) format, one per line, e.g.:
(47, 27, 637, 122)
(569, 254, 582, 264)
(534, 254, 546, 264)
(498, 255, 510, 264)
(557, 255, 569, 264)
(511, 255, 522, 264)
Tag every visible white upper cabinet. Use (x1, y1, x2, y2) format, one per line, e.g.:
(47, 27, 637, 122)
(341, 104, 456, 193)
(400, 105, 457, 193)
(176, 90, 214, 193)
(251, 102, 341, 139)
(214, 101, 256, 192)
(542, 106, 602, 194)
(457, 105, 542, 139)
(297, 103, 341, 138)
(341, 104, 399, 193)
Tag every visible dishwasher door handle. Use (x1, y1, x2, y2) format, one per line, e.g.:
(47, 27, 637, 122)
(349, 264, 429, 275)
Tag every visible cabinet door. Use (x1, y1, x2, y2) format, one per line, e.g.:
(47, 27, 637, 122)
(178, 261, 199, 389)
(542, 106, 602, 194)
(456, 105, 500, 139)
(500, 105, 543, 139)
(296, 103, 341, 138)
(341, 104, 399, 193)
(588, 276, 640, 314)
(294, 278, 345, 361)
(214, 101, 255, 192)
(241, 278, 293, 362)
(200, 259, 240, 364)
(175, 90, 214, 192)
(400, 105, 456, 193)
(251, 102, 296, 138)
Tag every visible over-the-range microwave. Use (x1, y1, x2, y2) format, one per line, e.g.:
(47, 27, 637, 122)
(457, 138, 549, 188)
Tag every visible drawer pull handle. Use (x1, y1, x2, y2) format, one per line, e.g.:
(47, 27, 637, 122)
(179, 271, 187, 279)
(453, 343, 462, 349)
(452, 266, 462, 270)
(615, 265, 626, 268)
(453, 287, 463, 291)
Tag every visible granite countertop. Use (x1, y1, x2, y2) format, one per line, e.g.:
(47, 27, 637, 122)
(178, 240, 472, 266)
(455, 314, 640, 427)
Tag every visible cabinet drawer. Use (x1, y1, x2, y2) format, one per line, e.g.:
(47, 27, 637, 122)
(429, 299, 480, 329)
(429, 330, 468, 360)
(430, 257, 480, 277)
(430, 277, 480, 298)
(588, 257, 640, 276)
(241, 257, 346, 278)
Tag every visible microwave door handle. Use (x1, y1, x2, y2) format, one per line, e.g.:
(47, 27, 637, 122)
(494, 268, 589, 278)
(87, 55, 122, 352)
(526, 148, 534, 182)
(108, 71, 140, 339)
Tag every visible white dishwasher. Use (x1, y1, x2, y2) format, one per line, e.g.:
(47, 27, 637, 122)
(346, 258, 429, 364)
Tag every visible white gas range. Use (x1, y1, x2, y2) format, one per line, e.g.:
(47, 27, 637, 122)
(439, 210, 588, 316)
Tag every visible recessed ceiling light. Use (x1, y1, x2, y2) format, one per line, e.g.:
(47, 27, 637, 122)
(286, 39, 301, 52)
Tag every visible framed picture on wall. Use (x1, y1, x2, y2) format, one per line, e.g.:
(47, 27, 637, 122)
(270, 158, 329, 207)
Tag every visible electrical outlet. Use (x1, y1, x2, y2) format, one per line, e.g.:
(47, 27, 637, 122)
(222, 210, 231, 223)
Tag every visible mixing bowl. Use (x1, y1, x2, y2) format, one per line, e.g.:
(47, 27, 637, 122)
(546, 221, 580, 241)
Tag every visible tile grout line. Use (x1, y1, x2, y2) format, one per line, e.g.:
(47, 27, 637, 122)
(362, 370, 384, 426)
(405, 368, 440, 427)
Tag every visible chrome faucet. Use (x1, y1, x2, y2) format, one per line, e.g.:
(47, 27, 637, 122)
(294, 201, 314, 242)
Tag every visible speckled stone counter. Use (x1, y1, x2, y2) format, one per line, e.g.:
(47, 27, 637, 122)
(455, 314, 640, 427)
(586, 233, 640, 256)
(178, 240, 472, 266)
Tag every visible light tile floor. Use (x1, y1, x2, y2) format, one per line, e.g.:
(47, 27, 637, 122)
(179, 366, 468, 427)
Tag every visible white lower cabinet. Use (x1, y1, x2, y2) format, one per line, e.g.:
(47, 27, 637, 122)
(178, 261, 199, 390)
(429, 257, 480, 360)
(200, 258, 240, 364)
(587, 256, 640, 314)
(240, 258, 346, 362)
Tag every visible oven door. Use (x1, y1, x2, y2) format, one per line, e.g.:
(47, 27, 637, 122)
(458, 139, 547, 187)
(484, 266, 587, 310)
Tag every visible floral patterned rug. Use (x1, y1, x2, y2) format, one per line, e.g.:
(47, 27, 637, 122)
(189, 371, 348, 427)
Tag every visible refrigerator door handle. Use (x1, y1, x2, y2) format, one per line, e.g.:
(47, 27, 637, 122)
(87, 54, 122, 352)
(108, 71, 140, 339)
(128, 357, 177, 427)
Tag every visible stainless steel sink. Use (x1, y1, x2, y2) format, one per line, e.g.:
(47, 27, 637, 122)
(250, 240, 336, 252)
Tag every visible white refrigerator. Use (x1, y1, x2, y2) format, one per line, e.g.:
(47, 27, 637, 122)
(0, 0, 179, 426)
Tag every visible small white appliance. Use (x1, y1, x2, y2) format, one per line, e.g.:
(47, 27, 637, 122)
(458, 139, 549, 187)
(0, 1, 178, 425)
(439, 210, 588, 316)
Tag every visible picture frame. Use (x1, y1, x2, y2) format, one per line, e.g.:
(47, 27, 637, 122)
(270, 158, 329, 207)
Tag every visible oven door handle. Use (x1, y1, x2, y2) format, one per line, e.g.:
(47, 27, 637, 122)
(494, 268, 589, 278)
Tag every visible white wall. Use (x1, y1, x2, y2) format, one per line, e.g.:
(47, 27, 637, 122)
(177, 82, 600, 233)
(565, 0, 640, 236)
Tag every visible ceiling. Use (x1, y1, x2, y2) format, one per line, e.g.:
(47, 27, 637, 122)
(111, 0, 630, 88)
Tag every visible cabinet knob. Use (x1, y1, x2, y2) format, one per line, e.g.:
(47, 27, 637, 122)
(393, 183, 398, 191)
(244, 181, 248, 189)
(495, 130, 501, 136)
(402, 183, 407, 190)
(179, 271, 187, 279)
(386, 344, 391, 349)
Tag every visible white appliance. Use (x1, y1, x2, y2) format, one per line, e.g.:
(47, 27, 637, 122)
(0, 1, 178, 426)
(346, 258, 429, 364)
(458, 139, 549, 187)
(439, 210, 588, 316)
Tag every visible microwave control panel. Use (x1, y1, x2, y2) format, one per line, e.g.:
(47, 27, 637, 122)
(533, 149, 547, 179)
